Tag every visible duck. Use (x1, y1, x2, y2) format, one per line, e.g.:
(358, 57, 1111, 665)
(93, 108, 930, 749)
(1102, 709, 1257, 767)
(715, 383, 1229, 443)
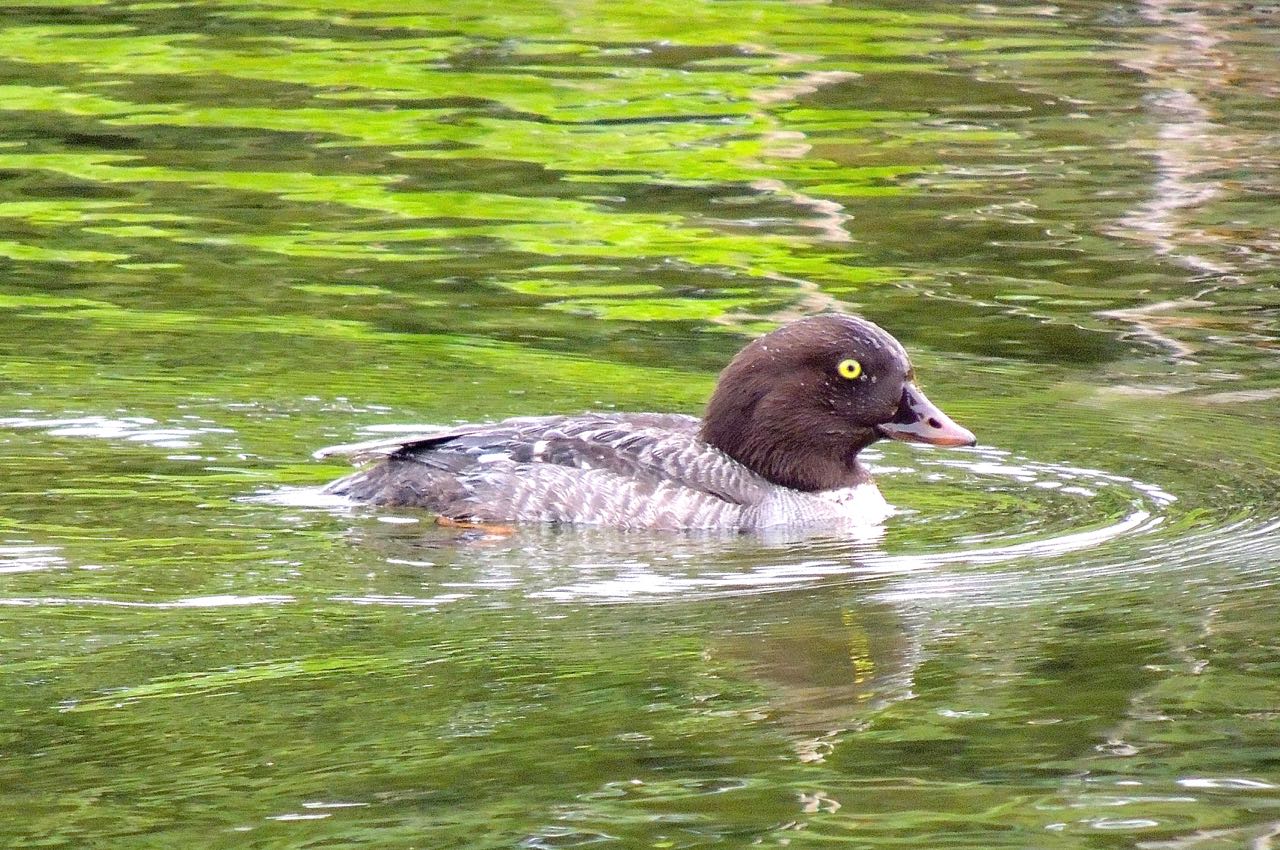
(319, 314, 975, 531)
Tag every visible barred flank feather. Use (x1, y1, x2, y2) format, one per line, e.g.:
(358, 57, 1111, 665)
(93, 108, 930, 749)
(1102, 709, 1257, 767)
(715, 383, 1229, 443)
(322, 412, 888, 530)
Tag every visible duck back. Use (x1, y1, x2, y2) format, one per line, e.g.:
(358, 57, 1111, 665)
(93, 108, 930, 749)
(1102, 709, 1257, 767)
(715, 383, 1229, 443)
(324, 413, 776, 530)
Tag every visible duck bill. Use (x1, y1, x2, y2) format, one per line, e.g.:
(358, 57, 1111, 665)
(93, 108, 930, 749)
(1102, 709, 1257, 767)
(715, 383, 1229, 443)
(875, 382, 976, 447)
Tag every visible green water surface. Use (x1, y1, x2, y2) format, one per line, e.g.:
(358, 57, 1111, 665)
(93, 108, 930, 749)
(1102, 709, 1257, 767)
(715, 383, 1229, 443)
(1, 1, 1278, 847)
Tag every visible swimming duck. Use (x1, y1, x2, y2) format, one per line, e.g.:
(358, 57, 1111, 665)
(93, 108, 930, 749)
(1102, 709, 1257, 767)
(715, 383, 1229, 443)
(321, 314, 975, 531)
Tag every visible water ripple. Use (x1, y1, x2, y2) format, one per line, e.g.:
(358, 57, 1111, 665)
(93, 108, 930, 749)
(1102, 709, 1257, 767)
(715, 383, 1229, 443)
(0, 415, 226, 450)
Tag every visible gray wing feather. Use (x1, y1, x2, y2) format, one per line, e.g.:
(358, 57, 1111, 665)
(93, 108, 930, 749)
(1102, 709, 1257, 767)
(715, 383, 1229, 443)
(324, 412, 773, 528)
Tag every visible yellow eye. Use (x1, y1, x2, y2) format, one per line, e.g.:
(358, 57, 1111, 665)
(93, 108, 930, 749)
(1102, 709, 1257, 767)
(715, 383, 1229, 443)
(837, 358, 863, 380)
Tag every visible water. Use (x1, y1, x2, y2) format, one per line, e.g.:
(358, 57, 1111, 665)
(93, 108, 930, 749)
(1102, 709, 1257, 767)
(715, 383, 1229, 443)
(1, 1, 1278, 846)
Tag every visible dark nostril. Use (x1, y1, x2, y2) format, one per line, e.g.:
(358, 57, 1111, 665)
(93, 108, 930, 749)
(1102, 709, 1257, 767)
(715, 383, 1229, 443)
(927, 417, 942, 429)
(890, 388, 918, 424)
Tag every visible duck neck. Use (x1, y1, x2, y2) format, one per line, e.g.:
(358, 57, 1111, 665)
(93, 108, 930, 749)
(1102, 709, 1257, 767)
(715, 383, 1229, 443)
(700, 405, 874, 492)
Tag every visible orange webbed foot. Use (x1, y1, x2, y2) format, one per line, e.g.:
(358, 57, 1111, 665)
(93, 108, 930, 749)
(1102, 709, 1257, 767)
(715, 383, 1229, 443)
(434, 515, 516, 537)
